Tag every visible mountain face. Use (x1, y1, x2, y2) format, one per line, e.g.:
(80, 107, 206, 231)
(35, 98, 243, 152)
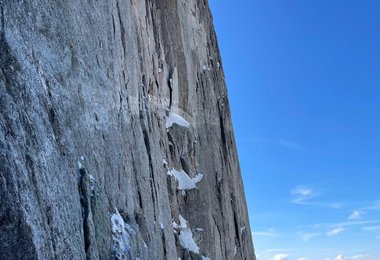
(0, 0, 255, 259)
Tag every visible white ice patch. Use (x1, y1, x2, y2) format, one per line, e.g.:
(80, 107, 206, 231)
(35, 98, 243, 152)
(175, 215, 200, 254)
(179, 215, 188, 229)
(163, 158, 169, 169)
(89, 174, 98, 197)
(172, 220, 179, 229)
(166, 112, 190, 129)
(167, 168, 203, 190)
(179, 228, 200, 254)
(77, 156, 85, 169)
(240, 225, 246, 235)
(202, 256, 211, 260)
(89, 174, 95, 182)
(111, 208, 135, 258)
(77, 161, 84, 169)
(191, 174, 204, 185)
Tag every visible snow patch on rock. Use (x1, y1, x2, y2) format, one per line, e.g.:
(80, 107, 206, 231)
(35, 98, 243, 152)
(167, 168, 203, 190)
(89, 174, 99, 197)
(166, 112, 190, 128)
(179, 229, 200, 254)
(173, 214, 200, 254)
(111, 208, 135, 258)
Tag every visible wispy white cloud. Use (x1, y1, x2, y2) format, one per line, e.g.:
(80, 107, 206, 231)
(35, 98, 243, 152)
(266, 248, 302, 253)
(364, 200, 380, 210)
(298, 258, 310, 260)
(273, 253, 289, 260)
(298, 219, 380, 230)
(291, 185, 317, 204)
(298, 231, 321, 241)
(348, 255, 370, 260)
(348, 210, 366, 220)
(290, 185, 342, 209)
(326, 227, 344, 236)
(362, 225, 380, 231)
(341, 200, 380, 217)
(277, 140, 307, 151)
(253, 231, 279, 237)
(340, 220, 380, 227)
(252, 228, 280, 237)
(332, 254, 372, 260)
(292, 186, 314, 197)
(295, 200, 342, 209)
(251, 137, 308, 151)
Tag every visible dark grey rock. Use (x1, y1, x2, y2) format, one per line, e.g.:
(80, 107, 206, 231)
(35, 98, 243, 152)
(0, 0, 255, 259)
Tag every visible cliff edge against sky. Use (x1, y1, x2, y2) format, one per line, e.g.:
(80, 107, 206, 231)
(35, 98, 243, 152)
(0, 0, 255, 259)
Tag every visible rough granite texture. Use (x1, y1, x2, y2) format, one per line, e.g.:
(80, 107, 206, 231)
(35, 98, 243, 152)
(0, 0, 255, 259)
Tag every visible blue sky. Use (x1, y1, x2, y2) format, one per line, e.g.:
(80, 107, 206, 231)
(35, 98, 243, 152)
(209, 1, 380, 259)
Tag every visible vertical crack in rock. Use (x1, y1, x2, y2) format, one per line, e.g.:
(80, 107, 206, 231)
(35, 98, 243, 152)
(77, 163, 99, 259)
(140, 119, 158, 223)
(78, 166, 92, 257)
(116, 0, 126, 56)
(168, 70, 174, 109)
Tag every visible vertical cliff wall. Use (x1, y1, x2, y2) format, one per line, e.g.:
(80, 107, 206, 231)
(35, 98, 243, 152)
(0, 0, 255, 259)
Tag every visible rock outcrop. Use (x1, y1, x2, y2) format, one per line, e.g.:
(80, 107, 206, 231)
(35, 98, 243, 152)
(0, 0, 255, 259)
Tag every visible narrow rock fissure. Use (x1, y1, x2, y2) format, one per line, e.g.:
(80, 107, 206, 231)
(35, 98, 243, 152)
(78, 166, 92, 258)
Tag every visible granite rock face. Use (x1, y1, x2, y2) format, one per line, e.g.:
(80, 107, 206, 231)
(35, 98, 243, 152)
(0, 0, 255, 259)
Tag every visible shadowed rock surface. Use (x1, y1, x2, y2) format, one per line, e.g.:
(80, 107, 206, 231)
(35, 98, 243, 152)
(0, 0, 255, 259)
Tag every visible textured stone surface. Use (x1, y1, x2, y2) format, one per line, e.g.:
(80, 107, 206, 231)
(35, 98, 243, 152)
(0, 0, 255, 259)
